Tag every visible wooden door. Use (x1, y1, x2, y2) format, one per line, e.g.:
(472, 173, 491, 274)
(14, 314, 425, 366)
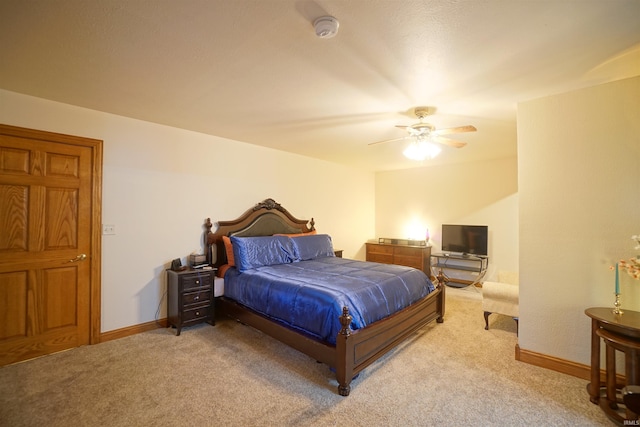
(0, 125, 102, 366)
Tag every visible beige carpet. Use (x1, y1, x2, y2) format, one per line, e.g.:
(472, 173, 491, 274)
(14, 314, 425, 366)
(0, 287, 612, 426)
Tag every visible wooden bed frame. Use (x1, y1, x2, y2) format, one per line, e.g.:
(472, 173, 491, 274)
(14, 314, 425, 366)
(205, 198, 445, 396)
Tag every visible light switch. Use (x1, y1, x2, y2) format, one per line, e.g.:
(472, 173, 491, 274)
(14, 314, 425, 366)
(102, 224, 116, 235)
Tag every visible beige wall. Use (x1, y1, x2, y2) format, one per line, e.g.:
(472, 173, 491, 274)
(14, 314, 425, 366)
(375, 157, 519, 281)
(0, 89, 375, 332)
(518, 76, 640, 365)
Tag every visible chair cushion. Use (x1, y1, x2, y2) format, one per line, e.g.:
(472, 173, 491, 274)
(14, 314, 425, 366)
(482, 280, 519, 317)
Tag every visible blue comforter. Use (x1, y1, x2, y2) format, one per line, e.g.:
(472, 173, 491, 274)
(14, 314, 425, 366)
(224, 257, 435, 344)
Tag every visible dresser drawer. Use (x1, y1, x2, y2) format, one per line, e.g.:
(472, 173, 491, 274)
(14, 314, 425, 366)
(365, 242, 430, 275)
(367, 253, 394, 264)
(393, 255, 422, 269)
(366, 244, 394, 255)
(183, 289, 211, 306)
(393, 246, 422, 269)
(181, 273, 212, 290)
(394, 246, 422, 257)
(182, 306, 211, 323)
(366, 243, 394, 264)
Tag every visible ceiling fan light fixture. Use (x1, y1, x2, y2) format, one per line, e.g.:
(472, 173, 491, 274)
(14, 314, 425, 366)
(403, 139, 441, 161)
(368, 105, 475, 157)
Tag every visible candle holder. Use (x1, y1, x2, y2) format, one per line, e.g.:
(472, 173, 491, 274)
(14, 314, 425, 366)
(612, 293, 623, 315)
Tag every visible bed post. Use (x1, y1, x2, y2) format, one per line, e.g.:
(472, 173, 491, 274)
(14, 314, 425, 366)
(437, 284, 446, 323)
(335, 307, 354, 396)
(204, 218, 213, 266)
(434, 275, 446, 323)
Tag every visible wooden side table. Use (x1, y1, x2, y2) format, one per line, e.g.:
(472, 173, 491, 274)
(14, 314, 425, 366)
(585, 307, 640, 423)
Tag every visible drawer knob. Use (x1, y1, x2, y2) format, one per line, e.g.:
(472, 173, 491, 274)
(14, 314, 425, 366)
(195, 311, 200, 316)
(194, 295, 199, 301)
(195, 280, 200, 284)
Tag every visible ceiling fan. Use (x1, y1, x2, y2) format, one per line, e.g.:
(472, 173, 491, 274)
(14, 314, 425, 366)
(369, 107, 476, 160)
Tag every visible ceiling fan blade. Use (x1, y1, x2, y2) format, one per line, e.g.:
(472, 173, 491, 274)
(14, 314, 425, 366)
(368, 137, 409, 146)
(433, 136, 467, 148)
(372, 108, 474, 149)
(432, 125, 476, 136)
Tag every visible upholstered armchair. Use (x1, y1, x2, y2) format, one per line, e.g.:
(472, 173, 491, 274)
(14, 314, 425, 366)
(482, 271, 519, 334)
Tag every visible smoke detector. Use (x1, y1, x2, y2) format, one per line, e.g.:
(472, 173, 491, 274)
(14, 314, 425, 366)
(313, 16, 339, 39)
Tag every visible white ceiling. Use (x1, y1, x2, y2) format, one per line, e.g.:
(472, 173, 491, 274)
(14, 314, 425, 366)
(1, 1, 639, 171)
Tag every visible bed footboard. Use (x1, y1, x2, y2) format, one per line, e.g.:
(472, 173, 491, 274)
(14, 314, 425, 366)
(220, 283, 444, 396)
(335, 285, 445, 395)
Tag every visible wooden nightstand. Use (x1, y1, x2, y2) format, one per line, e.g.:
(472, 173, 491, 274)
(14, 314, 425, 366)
(167, 268, 215, 335)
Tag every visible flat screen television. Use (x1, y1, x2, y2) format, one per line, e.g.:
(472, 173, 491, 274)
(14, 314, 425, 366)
(441, 224, 488, 257)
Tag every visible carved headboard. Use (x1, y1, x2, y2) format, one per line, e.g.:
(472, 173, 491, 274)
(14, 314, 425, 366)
(205, 198, 315, 268)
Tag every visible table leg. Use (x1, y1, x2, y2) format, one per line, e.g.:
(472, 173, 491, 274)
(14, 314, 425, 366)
(589, 318, 601, 404)
(626, 350, 640, 420)
(605, 343, 617, 409)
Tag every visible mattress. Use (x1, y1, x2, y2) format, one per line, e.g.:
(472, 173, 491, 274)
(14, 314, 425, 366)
(223, 257, 435, 344)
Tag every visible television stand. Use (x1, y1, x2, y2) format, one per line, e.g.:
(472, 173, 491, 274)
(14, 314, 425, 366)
(431, 253, 488, 287)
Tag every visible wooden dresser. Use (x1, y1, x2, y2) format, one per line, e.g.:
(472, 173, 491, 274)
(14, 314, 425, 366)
(365, 242, 431, 276)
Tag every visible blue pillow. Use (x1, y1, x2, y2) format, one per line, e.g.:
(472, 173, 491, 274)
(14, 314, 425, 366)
(291, 234, 335, 261)
(231, 235, 298, 272)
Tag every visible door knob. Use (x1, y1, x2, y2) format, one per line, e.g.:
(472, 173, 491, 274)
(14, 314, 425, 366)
(68, 254, 87, 263)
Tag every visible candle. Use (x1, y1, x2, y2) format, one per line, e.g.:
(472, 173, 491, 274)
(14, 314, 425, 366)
(615, 262, 619, 294)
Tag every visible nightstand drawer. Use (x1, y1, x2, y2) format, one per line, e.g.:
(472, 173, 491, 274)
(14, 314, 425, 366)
(182, 273, 212, 290)
(182, 306, 211, 323)
(183, 289, 211, 306)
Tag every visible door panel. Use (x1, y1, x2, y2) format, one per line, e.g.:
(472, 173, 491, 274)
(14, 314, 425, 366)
(0, 146, 30, 174)
(0, 125, 101, 366)
(43, 267, 78, 330)
(0, 184, 28, 251)
(46, 187, 79, 250)
(0, 271, 27, 340)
